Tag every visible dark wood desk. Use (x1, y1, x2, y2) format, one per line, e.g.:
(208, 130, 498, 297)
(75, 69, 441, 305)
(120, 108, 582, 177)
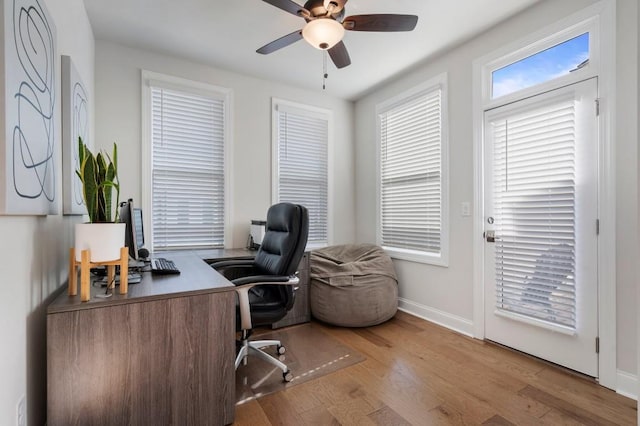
(47, 251, 236, 425)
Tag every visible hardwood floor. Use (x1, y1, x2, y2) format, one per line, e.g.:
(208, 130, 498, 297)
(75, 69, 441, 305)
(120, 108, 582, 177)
(234, 311, 637, 425)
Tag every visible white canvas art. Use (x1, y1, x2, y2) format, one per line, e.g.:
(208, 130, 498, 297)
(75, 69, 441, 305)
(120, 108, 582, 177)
(62, 55, 89, 215)
(0, 0, 58, 215)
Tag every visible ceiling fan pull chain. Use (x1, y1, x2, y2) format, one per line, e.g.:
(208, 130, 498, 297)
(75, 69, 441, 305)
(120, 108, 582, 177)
(323, 50, 328, 90)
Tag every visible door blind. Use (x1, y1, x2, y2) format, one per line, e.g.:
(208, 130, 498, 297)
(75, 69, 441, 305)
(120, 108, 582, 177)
(151, 86, 225, 250)
(276, 106, 328, 246)
(491, 100, 577, 329)
(380, 88, 442, 253)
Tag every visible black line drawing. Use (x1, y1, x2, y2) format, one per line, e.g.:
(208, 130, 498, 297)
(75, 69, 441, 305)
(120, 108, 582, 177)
(72, 81, 89, 207)
(11, 0, 56, 204)
(62, 54, 88, 215)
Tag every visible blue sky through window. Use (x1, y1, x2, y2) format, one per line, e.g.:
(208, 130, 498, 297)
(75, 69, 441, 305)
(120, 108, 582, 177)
(492, 33, 589, 98)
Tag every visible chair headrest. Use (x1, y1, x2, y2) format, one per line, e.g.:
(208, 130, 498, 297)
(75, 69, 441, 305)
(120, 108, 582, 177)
(254, 203, 309, 276)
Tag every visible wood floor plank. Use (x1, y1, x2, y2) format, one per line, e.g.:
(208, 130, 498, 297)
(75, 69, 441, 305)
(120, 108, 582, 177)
(299, 405, 342, 426)
(482, 414, 517, 425)
(519, 385, 620, 426)
(539, 408, 589, 426)
(258, 391, 306, 425)
(353, 328, 393, 348)
(234, 315, 637, 425)
(368, 405, 412, 426)
(326, 396, 378, 425)
(530, 366, 637, 423)
(233, 400, 271, 426)
(425, 404, 468, 425)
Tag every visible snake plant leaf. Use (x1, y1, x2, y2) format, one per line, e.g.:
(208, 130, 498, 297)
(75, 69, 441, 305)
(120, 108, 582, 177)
(81, 153, 98, 223)
(76, 138, 121, 223)
(78, 137, 85, 167)
(104, 163, 116, 222)
(112, 142, 118, 173)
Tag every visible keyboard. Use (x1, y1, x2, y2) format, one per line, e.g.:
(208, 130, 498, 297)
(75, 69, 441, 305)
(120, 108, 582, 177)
(151, 258, 181, 275)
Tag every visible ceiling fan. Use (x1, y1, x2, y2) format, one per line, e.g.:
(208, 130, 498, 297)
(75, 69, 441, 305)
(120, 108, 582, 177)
(257, 0, 418, 69)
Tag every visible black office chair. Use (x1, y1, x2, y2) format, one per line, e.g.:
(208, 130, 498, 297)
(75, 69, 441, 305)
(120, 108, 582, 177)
(211, 203, 308, 382)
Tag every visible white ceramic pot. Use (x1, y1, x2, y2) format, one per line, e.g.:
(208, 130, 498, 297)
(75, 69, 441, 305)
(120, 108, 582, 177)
(75, 223, 126, 262)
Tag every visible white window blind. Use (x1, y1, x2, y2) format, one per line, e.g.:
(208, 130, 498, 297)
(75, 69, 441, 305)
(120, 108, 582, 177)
(274, 103, 329, 246)
(151, 86, 226, 251)
(491, 100, 577, 329)
(379, 87, 443, 255)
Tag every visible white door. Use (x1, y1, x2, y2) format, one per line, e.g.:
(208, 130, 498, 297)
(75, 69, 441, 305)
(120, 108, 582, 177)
(483, 79, 599, 376)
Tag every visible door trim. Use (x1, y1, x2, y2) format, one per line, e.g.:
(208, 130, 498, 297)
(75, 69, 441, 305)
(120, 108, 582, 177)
(471, 0, 616, 388)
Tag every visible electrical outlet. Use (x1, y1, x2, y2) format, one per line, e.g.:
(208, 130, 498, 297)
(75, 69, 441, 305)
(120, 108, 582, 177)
(17, 395, 25, 426)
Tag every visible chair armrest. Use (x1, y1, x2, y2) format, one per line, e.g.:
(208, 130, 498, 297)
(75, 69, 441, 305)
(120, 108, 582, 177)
(235, 275, 300, 330)
(210, 260, 262, 281)
(209, 259, 254, 270)
(232, 274, 291, 286)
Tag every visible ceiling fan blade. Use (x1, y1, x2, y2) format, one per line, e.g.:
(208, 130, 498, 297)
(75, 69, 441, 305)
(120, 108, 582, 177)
(257, 29, 304, 54)
(262, 0, 307, 17)
(328, 41, 351, 69)
(343, 14, 418, 32)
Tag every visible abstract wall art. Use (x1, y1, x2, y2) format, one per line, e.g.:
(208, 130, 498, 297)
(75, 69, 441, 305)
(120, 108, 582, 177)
(0, 0, 58, 215)
(62, 55, 89, 215)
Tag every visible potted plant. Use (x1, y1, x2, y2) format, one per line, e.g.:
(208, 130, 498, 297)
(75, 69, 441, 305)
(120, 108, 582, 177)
(74, 137, 125, 262)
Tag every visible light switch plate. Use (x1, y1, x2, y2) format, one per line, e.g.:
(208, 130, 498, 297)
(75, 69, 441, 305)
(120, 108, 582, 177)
(461, 202, 471, 217)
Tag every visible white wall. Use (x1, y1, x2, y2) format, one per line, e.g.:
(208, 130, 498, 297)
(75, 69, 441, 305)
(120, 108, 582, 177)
(93, 40, 355, 249)
(616, 0, 639, 382)
(0, 0, 94, 424)
(355, 0, 639, 377)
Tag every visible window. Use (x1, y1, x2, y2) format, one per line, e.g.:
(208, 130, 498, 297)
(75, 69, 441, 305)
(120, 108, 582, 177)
(142, 71, 231, 251)
(376, 74, 449, 265)
(492, 33, 590, 98)
(481, 16, 598, 107)
(272, 99, 330, 248)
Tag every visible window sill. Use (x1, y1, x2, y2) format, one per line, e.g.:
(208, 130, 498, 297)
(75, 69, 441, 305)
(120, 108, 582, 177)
(382, 246, 448, 267)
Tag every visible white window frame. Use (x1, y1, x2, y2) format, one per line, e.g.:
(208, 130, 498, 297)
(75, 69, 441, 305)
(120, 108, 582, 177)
(483, 17, 599, 109)
(141, 70, 233, 250)
(375, 73, 450, 266)
(472, 0, 616, 389)
(271, 98, 333, 249)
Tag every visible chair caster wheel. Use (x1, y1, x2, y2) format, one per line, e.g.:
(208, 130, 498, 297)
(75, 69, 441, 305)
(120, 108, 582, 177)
(283, 371, 293, 382)
(277, 345, 286, 360)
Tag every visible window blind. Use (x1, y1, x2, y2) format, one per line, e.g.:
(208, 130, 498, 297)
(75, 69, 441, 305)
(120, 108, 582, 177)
(275, 105, 328, 246)
(151, 86, 226, 250)
(379, 88, 442, 253)
(491, 100, 577, 329)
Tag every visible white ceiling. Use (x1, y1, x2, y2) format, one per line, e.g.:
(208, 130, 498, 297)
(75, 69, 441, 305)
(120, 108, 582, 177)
(83, 0, 540, 100)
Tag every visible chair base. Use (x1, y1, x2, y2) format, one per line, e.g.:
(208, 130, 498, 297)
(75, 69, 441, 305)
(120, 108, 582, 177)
(235, 337, 293, 382)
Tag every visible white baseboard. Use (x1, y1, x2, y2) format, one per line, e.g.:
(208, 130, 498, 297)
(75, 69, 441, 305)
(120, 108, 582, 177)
(616, 370, 637, 400)
(398, 298, 474, 337)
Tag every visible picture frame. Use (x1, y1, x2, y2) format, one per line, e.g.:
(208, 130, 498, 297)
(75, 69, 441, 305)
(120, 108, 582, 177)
(62, 55, 89, 215)
(0, 0, 58, 215)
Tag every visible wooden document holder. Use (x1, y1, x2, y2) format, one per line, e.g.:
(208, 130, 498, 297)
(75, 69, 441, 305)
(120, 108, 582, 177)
(69, 247, 129, 302)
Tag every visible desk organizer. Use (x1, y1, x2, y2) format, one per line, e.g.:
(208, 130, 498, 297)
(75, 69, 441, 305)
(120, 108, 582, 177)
(69, 247, 129, 301)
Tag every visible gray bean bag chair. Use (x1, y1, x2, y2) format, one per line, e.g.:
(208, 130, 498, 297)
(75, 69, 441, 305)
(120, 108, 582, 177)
(310, 244, 398, 327)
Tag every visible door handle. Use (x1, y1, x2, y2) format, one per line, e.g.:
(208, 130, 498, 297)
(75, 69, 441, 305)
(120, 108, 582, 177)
(485, 230, 499, 243)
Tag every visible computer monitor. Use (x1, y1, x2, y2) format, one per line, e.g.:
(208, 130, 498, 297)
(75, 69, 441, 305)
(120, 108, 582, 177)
(119, 199, 145, 260)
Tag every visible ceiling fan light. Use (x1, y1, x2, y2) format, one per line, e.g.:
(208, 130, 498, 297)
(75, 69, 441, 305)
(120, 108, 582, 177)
(302, 19, 345, 50)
